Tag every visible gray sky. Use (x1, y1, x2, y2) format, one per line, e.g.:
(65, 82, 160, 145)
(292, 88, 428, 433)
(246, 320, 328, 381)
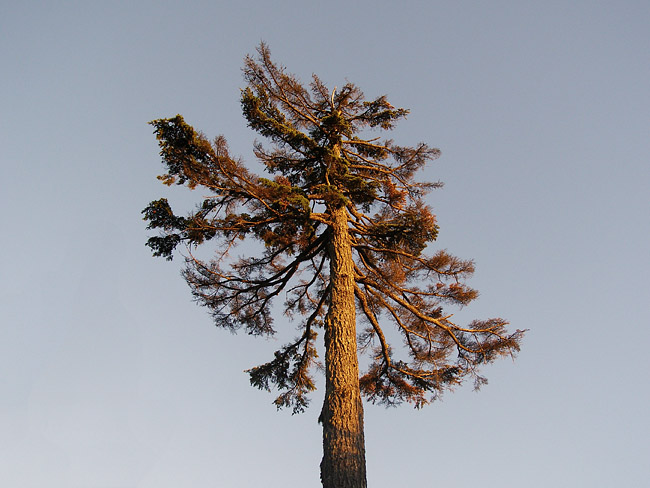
(2, 1, 649, 486)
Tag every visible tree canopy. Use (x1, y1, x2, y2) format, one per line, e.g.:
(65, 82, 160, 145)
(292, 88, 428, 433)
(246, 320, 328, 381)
(143, 44, 523, 418)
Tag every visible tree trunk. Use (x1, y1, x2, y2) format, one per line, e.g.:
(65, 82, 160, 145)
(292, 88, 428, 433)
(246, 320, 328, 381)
(320, 204, 367, 488)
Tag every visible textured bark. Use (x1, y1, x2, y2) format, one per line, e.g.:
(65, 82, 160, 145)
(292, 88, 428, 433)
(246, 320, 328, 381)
(320, 204, 367, 488)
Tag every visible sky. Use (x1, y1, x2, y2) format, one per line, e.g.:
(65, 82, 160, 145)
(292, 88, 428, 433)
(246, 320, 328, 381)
(1, 0, 649, 486)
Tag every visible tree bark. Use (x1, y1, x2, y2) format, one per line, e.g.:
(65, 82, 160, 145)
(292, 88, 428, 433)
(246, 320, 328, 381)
(320, 204, 367, 488)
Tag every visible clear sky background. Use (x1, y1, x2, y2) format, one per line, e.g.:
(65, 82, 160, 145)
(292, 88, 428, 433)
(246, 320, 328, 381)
(2, 1, 649, 486)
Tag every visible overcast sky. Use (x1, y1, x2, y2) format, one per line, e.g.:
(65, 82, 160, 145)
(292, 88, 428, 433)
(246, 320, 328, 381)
(2, 1, 649, 486)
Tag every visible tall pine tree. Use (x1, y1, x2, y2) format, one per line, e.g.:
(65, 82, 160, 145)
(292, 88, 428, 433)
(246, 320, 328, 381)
(143, 43, 523, 488)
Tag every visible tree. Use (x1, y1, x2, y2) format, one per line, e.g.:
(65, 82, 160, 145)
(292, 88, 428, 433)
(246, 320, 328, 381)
(143, 43, 524, 488)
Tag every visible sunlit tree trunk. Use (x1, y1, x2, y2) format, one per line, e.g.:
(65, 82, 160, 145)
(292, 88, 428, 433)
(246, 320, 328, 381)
(320, 203, 367, 488)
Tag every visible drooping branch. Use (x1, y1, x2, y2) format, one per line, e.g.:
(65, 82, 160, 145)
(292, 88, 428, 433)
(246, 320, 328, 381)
(183, 232, 328, 335)
(247, 280, 330, 414)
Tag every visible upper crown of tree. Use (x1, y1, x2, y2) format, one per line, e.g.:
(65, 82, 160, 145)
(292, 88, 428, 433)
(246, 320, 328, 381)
(143, 42, 523, 414)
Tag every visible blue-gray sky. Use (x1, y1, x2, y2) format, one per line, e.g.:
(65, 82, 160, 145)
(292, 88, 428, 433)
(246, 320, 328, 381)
(2, 1, 649, 486)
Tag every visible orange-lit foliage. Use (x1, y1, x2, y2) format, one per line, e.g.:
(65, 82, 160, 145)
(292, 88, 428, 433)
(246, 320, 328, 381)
(143, 43, 523, 413)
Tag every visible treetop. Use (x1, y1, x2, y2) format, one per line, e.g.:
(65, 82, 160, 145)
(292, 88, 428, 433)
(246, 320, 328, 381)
(143, 43, 523, 413)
